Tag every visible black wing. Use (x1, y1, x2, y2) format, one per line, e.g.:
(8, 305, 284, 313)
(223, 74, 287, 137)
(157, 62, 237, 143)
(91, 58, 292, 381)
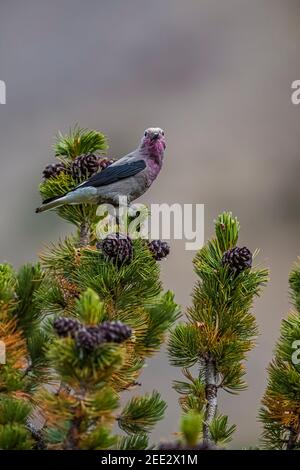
(72, 160, 146, 191)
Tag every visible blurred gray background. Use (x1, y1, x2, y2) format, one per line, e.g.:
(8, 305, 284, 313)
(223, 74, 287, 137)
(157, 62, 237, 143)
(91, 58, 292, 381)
(1, 0, 300, 448)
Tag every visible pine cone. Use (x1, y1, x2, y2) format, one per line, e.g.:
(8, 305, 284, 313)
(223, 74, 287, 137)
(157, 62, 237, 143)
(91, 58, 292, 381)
(53, 317, 81, 338)
(97, 233, 133, 265)
(71, 154, 100, 180)
(98, 320, 132, 343)
(222, 246, 252, 275)
(148, 240, 170, 261)
(75, 328, 101, 352)
(86, 326, 105, 345)
(43, 162, 67, 179)
(99, 158, 115, 170)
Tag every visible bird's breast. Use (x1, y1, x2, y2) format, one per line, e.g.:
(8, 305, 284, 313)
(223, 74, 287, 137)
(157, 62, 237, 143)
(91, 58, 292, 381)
(146, 157, 163, 185)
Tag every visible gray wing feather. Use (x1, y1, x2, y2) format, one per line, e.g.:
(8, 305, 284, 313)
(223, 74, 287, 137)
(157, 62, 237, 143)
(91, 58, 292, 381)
(72, 159, 146, 191)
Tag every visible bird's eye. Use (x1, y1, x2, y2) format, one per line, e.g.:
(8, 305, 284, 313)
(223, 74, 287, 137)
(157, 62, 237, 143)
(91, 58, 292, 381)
(144, 131, 148, 137)
(161, 130, 165, 136)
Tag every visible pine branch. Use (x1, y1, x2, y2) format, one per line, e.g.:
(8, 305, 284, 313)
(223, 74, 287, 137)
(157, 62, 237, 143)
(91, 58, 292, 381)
(26, 421, 46, 450)
(169, 211, 268, 448)
(13, 263, 44, 338)
(117, 433, 149, 450)
(2, 125, 180, 450)
(63, 413, 84, 450)
(286, 426, 299, 450)
(79, 221, 90, 247)
(39, 173, 98, 227)
(260, 257, 300, 449)
(118, 391, 167, 434)
(208, 414, 236, 446)
(54, 125, 108, 159)
(203, 355, 217, 444)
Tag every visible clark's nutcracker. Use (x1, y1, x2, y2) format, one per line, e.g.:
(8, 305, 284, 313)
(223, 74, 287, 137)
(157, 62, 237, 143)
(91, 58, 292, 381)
(36, 127, 166, 213)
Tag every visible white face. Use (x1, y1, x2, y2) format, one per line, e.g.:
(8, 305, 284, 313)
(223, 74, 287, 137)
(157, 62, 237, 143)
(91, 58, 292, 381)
(143, 127, 165, 140)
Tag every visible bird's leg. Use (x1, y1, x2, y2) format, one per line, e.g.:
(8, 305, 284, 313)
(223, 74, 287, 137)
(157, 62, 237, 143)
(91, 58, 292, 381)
(117, 203, 131, 235)
(115, 202, 126, 234)
(115, 215, 120, 233)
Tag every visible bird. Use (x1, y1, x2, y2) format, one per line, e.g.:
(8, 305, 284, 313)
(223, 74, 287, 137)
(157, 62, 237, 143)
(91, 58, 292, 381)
(36, 127, 166, 214)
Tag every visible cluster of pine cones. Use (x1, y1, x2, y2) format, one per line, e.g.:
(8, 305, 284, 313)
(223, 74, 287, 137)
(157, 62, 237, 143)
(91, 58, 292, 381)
(222, 246, 252, 275)
(43, 154, 115, 181)
(97, 233, 170, 265)
(53, 317, 132, 352)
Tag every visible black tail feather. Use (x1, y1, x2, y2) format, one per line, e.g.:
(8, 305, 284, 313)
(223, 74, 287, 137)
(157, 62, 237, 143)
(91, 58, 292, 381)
(42, 194, 64, 205)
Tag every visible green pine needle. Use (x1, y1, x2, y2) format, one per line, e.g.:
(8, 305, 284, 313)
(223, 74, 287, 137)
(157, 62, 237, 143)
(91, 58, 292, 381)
(75, 288, 106, 324)
(118, 391, 167, 434)
(168, 324, 200, 368)
(260, 258, 300, 449)
(0, 398, 32, 425)
(180, 411, 203, 446)
(0, 424, 33, 450)
(79, 426, 117, 450)
(215, 211, 240, 252)
(54, 125, 108, 159)
(117, 433, 149, 450)
(209, 414, 236, 445)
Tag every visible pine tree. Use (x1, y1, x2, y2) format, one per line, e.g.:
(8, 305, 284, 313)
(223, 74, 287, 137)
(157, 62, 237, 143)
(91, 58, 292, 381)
(260, 259, 300, 450)
(0, 263, 48, 449)
(32, 126, 179, 449)
(168, 212, 268, 447)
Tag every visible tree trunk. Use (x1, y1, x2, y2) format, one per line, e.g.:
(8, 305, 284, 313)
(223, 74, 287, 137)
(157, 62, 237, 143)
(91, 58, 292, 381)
(286, 429, 297, 450)
(286, 418, 300, 450)
(64, 415, 83, 450)
(203, 355, 218, 445)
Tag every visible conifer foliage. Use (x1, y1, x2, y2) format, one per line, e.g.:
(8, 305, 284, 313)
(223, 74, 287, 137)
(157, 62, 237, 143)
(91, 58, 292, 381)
(37, 128, 178, 449)
(1, 124, 283, 450)
(0, 263, 47, 449)
(260, 259, 300, 450)
(39, 125, 110, 236)
(0, 125, 178, 450)
(168, 212, 268, 447)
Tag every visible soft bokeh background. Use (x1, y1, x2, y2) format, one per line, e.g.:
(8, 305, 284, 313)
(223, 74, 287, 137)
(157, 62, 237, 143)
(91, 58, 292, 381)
(1, 0, 300, 448)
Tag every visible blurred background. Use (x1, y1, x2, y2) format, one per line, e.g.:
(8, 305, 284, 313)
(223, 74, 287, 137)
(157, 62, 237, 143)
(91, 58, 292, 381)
(1, 0, 300, 448)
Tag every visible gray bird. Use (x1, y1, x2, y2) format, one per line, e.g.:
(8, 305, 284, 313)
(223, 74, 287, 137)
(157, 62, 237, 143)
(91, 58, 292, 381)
(36, 127, 166, 213)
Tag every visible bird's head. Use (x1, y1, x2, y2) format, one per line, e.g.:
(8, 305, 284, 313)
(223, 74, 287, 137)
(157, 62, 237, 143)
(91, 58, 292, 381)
(140, 127, 166, 155)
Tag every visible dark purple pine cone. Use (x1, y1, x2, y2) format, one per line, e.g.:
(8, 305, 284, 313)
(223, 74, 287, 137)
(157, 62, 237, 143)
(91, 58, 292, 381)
(99, 158, 115, 170)
(71, 154, 101, 180)
(97, 233, 133, 266)
(43, 162, 67, 180)
(222, 246, 252, 275)
(98, 320, 132, 344)
(75, 328, 101, 352)
(53, 317, 81, 338)
(86, 326, 105, 345)
(148, 240, 170, 261)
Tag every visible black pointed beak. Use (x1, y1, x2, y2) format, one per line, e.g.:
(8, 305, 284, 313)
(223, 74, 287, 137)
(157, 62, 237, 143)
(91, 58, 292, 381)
(151, 132, 160, 140)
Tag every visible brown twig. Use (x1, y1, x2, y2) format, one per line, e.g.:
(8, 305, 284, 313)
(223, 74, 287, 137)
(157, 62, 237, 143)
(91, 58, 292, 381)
(286, 417, 300, 450)
(26, 420, 46, 450)
(79, 221, 90, 247)
(63, 414, 83, 450)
